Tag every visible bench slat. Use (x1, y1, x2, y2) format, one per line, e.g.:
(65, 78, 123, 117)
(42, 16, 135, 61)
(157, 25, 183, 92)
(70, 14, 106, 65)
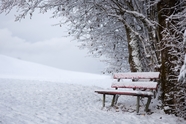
(95, 90, 153, 97)
(111, 81, 158, 90)
(113, 72, 160, 79)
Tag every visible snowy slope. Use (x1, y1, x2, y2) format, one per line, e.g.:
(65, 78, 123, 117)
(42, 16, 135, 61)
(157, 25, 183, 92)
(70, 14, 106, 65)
(0, 55, 185, 124)
(0, 55, 111, 88)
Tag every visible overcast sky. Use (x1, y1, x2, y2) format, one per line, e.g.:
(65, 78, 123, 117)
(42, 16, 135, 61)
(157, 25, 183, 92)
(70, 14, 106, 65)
(0, 10, 106, 74)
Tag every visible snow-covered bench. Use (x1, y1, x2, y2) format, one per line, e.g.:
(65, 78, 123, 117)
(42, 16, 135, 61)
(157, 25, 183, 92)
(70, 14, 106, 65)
(95, 72, 160, 113)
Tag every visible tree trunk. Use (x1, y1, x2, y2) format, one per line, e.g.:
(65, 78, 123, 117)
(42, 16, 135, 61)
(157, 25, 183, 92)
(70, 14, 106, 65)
(125, 25, 137, 72)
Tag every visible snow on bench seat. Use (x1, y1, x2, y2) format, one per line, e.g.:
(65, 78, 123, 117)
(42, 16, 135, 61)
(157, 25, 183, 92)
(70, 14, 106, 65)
(111, 81, 158, 90)
(95, 90, 153, 97)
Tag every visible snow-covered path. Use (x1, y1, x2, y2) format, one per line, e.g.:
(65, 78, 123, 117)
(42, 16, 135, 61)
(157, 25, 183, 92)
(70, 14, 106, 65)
(0, 55, 185, 124)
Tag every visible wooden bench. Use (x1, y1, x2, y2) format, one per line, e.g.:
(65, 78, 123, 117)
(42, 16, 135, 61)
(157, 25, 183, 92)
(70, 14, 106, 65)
(95, 72, 160, 113)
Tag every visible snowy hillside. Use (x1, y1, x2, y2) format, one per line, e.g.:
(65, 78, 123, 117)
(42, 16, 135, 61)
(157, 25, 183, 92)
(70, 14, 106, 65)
(0, 55, 111, 88)
(0, 55, 185, 124)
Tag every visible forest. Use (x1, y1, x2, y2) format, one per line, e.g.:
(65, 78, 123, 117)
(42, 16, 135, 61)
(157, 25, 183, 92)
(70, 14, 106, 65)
(0, 0, 186, 119)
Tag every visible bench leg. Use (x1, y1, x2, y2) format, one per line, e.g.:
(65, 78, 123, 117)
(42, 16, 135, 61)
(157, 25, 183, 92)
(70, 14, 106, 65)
(136, 96, 140, 113)
(103, 94, 106, 107)
(145, 96, 151, 112)
(115, 95, 119, 105)
(111, 95, 116, 106)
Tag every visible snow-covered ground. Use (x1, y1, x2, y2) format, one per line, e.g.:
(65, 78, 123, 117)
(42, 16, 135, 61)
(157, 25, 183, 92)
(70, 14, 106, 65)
(0, 55, 185, 124)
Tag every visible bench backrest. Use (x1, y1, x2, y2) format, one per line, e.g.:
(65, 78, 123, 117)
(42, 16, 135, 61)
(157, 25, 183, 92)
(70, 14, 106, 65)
(111, 81, 158, 90)
(113, 72, 160, 80)
(112, 72, 159, 90)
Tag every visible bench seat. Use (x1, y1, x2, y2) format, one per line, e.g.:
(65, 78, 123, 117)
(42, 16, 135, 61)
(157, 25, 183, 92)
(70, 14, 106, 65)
(95, 90, 153, 97)
(95, 89, 153, 113)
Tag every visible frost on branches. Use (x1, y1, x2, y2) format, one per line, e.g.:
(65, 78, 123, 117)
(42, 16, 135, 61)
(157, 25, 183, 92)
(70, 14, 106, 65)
(177, 29, 186, 119)
(183, 30, 186, 47)
(178, 55, 186, 84)
(178, 30, 186, 84)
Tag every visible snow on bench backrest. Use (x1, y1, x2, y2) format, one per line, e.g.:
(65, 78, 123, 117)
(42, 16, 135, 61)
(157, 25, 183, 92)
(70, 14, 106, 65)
(111, 81, 158, 90)
(113, 72, 160, 79)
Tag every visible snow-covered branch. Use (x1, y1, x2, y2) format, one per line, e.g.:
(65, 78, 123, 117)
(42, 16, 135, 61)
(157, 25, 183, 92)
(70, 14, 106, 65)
(178, 29, 186, 83)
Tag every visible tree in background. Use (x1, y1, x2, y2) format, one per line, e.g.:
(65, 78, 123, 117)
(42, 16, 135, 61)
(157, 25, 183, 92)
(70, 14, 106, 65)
(0, 0, 186, 118)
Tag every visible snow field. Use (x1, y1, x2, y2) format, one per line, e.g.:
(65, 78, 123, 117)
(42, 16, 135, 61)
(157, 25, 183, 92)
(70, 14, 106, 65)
(0, 78, 184, 124)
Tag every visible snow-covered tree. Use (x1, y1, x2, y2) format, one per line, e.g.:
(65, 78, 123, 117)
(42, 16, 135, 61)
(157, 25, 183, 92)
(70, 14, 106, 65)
(157, 0, 186, 116)
(178, 37, 186, 83)
(0, 0, 158, 73)
(177, 29, 186, 119)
